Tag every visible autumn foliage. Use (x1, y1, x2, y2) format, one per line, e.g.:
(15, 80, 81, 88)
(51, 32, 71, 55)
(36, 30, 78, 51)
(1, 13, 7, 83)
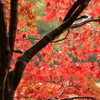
(1, 0, 100, 100)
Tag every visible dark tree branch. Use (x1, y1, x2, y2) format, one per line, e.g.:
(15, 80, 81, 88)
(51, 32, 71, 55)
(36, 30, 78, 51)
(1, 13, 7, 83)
(0, 0, 7, 56)
(63, 1, 80, 22)
(61, 96, 95, 100)
(52, 37, 67, 43)
(71, 15, 100, 28)
(63, 0, 90, 22)
(8, 0, 18, 57)
(10, 0, 91, 91)
(47, 96, 95, 100)
(0, 0, 11, 100)
(13, 50, 23, 54)
(76, 15, 88, 20)
(52, 31, 69, 43)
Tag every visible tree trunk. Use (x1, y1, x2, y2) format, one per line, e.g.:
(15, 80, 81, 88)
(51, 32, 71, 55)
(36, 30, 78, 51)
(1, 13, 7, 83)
(4, 72, 15, 100)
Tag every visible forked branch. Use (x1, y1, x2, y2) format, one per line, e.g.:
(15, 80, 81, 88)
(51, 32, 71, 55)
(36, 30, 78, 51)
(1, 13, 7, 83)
(11, 0, 91, 92)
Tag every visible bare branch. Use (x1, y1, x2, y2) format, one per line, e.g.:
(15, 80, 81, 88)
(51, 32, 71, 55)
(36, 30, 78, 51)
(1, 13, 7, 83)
(52, 37, 67, 43)
(71, 15, 100, 28)
(57, 85, 81, 98)
(52, 31, 69, 43)
(13, 50, 23, 54)
(76, 15, 88, 20)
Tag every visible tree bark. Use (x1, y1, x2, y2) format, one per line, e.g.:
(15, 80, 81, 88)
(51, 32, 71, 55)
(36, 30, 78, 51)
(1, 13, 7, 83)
(0, 0, 11, 100)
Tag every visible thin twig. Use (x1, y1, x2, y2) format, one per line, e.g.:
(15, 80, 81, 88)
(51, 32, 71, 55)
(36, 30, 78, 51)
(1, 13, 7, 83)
(61, 96, 95, 100)
(57, 85, 81, 99)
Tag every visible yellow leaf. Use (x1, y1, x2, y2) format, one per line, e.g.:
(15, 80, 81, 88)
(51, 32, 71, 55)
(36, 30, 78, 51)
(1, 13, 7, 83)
(89, 78, 100, 97)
